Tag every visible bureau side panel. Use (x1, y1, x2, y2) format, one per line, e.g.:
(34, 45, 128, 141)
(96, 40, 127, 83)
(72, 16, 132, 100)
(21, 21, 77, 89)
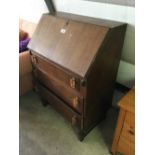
(84, 25, 127, 131)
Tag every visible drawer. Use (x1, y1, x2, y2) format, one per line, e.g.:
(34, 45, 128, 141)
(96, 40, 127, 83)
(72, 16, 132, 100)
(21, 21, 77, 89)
(121, 122, 135, 143)
(117, 136, 134, 155)
(121, 111, 135, 143)
(37, 83, 83, 129)
(34, 68, 83, 113)
(125, 111, 135, 127)
(31, 53, 82, 91)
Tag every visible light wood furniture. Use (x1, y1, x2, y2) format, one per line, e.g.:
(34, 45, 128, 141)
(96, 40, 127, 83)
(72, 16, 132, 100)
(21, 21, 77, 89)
(28, 12, 127, 140)
(111, 88, 135, 155)
(19, 19, 37, 96)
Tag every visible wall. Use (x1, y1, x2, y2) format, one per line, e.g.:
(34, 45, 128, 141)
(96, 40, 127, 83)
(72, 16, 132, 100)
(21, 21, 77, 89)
(19, 0, 48, 23)
(86, 0, 135, 7)
(19, 0, 135, 88)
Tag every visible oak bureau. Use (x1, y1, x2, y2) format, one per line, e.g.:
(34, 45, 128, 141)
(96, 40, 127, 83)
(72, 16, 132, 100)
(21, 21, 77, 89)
(111, 88, 135, 155)
(28, 12, 127, 141)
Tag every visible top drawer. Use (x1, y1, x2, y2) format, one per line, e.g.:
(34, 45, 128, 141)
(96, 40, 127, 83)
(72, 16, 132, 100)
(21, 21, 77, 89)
(31, 52, 82, 91)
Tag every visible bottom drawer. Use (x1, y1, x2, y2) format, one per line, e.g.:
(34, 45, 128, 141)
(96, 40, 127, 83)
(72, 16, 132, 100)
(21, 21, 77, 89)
(117, 136, 134, 155)
(37, 83, 83, 129)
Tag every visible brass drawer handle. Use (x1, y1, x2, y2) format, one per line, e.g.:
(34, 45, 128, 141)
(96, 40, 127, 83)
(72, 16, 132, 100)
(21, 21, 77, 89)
(73, 97, 79, 108)
(128, 129, 134, 135)
(70, 77, 76, 88)
(128, 126, 135, 135)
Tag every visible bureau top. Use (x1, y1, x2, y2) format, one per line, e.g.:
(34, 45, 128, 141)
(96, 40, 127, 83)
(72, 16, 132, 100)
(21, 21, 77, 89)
(55, 12, 125, 28)
(119, 88, 135, 113)
(28, 13, 126, 77)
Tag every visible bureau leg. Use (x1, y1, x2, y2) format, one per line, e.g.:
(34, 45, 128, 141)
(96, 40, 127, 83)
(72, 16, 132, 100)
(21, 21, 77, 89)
(40, 98, 49, 107)
(71, 116, 85, 141)
(77, 132, 84, 141)
(72, 123, 85, 141)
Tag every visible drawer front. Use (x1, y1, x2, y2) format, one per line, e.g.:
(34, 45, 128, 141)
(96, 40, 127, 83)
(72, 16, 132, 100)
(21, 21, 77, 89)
(35, 69, 83, 113)
(121, 111, 135, 142)
(31, 53, 81, 91)
(122, 122, 135, 143)
(117, 136, 134, 155)
(125, 111, 135, 127)
(37, 83, 83, 129)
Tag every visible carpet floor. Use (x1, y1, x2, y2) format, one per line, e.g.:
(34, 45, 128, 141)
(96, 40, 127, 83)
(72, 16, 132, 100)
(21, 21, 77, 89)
(19, 91, 123, 155)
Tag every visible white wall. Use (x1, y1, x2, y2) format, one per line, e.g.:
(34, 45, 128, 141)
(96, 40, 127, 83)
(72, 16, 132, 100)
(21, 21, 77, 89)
(19, 0, 48, 23)
(19, 0, 135, 88)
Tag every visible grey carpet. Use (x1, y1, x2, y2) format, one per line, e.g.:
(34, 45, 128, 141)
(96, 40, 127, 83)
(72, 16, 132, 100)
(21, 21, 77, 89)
(19, 91, 122, 155)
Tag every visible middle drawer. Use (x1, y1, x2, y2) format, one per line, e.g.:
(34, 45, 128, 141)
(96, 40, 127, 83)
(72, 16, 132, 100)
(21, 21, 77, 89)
(34, 68, 83, 114)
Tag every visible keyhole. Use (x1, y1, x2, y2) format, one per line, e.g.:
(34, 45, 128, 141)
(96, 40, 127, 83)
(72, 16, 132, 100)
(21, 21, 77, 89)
(60, 20, 70, 34)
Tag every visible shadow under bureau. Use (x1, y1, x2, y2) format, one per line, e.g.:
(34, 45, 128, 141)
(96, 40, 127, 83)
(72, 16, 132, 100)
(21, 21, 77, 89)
(28, 12, 127, 141)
